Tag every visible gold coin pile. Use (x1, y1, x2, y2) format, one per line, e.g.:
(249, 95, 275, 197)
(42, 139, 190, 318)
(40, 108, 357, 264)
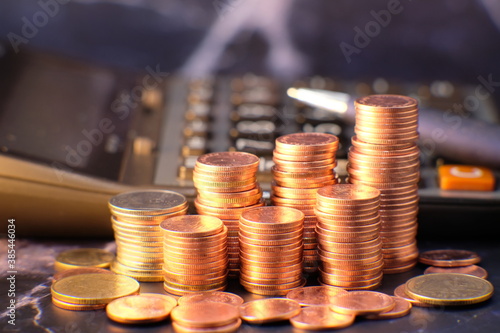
(193, 151, 263, 275)
(271, 132, 339, 272)
(51, 273, 140, 311)
(315, 184, 384, 290)
(239, 206, 305, 296)
(348, 94, 420, 273)
(160, 215, 228, 295)
(108, 190, 188, 282)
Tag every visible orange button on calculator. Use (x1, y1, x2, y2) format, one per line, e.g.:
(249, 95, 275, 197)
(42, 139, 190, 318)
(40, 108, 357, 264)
(438, 165, 495, 191)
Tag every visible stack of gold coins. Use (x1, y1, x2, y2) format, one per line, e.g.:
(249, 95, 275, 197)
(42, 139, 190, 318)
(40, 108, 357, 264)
(108, 190, 188, 282)
(193, 152, 263, 275)
(239, 206, 305, 296)
(271, 133, 339, 273)
(315, 184, 383, 290)
(348, 94, 420, 274)
(160, 215, 228, 295)
(51, 273, 140, 311)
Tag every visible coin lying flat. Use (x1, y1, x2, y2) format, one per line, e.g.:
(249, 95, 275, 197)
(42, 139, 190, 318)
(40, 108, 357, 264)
(106, 293, 177, 324)
(51, 273, 140, 305)
(54, 248, 115, 272)
(330, 291, 395, 316)
(365, 296, 412, 319)
(290, 305, 355, 330)
(286, 286, 348, 306)
(177, 291, 244, 306)
(393, 284, 434, 307)
(239, 298, 301, 324)
(405, 273, 494, 306)
(52, 267, 114, 282)
(418, 249, 481, 267)
(171, 302, 239, 328)
(171, 318, 242, 333)
(109, 190, 188, 215)
(424, 265, 488, 279)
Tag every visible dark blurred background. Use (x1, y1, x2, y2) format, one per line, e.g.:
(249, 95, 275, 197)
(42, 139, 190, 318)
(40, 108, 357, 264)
(1, 0, 500, 85)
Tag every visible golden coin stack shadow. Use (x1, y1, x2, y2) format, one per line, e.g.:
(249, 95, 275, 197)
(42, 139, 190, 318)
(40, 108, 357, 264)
(315, 184, 384, 290)
(239, 206, 305, 296)
(160, 215, 228, 295)
(108, 190, 188, 282)
(193, 152, 264, 276)
(348, 95, 420, 273)
(271, 133, 340, 273)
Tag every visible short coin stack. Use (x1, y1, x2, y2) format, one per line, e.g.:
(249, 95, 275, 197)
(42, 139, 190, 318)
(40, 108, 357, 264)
(51, 273, 140, 311)
(239, 206, 305, 296)
(160, 215, 228, 295)
(108, 190, 188, 282)
(193, 152, 263, 275)
(271, 133, 339, 272)
(315, 184, 384, 290)
(348, 94, 420, 273)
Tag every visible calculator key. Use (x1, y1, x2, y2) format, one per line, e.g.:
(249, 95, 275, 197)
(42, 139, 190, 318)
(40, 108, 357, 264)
(438, 165, 495, 191)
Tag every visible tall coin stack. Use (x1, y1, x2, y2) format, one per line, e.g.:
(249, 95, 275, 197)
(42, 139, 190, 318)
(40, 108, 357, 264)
(160, 215, 228, 295)
(271, 133, 339, 272)
(348, 94, 420, 274)
(193, 152, 263, 275)
(239, 206, 305, 296)
(108, 190, 188, 282)
(315, 184, 384, 290)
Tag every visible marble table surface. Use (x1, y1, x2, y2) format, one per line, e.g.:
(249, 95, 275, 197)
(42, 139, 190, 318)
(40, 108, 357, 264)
(1, 237, 499, 333)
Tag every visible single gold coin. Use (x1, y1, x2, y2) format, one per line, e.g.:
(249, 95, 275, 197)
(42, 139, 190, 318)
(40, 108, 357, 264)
(109, 190, 187, 215)
(240, 206, 305, 227)
(405, 273, 494, 306)
(177, 291, 244, 306)
(239, 298, 301, 324)
(317, 184, 380, 204)
(424, 265, 488, 279)
(52, 267, 114, 282)
(51, 273, 140, 305)
(171, 302, 239, 328)
(330, 291, 395, 315)
(365, 296, 412, 319)
(160, 215, 224, 237)
(106, 293, 177, 324)
(275, 133, 339, 151)
(290, 305, 355, 330)
(286, 286, 348, 306)
(54, 248, 115, 272)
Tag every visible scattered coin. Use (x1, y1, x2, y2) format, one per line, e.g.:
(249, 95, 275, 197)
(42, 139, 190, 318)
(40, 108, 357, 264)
(52, 267, 114, 282)
(177, 291, 244, 306)
(171, 302, 240, 328)
(54, 248, 115, 272)
(106, 293, 177, 324)
(418, 249, 481, 267)
(286, 286, 348, 306)
(424, 265, 488, 279)
(171, 318, 242, 333)
(330, 291, 395, 316)
(405, 273, 494, 306)
(290, 305, 355, 330)
(365, 296, 412, 319)
(239, 298, 301, 324)
(393, 284, 434, 307)
(51, 273, 140, 305)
